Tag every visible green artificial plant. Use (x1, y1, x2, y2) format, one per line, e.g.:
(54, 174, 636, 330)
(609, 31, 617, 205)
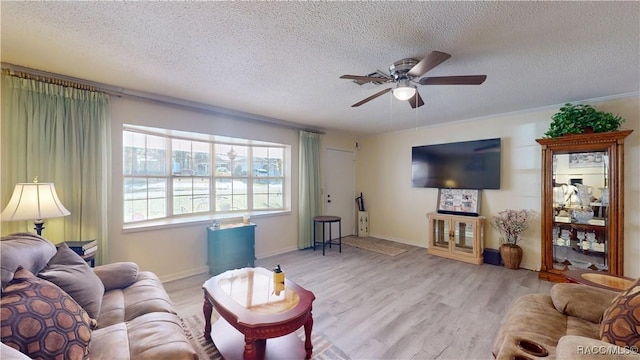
(544, 103, 625, 138)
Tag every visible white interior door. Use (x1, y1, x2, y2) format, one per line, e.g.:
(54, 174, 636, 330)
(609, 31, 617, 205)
(326, 148, 355, 236)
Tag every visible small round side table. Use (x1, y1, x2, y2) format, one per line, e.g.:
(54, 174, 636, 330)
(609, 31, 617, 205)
(313, 216, 342, 256)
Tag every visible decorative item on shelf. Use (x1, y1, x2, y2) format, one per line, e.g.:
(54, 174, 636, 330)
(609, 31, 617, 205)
(588, 218, 606, 226)
(592, 242, 605, 252)
(599, 187, 609, 206)
(556, 228, 571, 247)
(568, 259, 592, 270)
(573, 207, 594, 224)
(543, 103, 626, 138)
(0, 177, 70, 236)
(554, 208, 571, 223)
(552, 186, 566, 206)
(492, 209, 535, 270)
(575, 184, 593, 206)
(587, 264, 600, 271)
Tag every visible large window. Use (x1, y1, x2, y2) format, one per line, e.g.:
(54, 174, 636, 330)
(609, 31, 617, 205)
(123, 132, 168, 221)
(123, 126, 288, 224)
(172, 139, 211, 215)
(252, 146, 284, 210)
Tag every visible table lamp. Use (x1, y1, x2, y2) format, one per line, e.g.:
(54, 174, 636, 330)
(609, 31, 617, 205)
(0, 177, 70, 236)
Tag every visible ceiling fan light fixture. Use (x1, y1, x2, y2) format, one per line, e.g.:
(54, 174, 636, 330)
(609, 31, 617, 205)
(392, 80, 416, 101)
(341, 51, 485, 108)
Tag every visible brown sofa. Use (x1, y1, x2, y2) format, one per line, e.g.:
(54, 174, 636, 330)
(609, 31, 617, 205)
(0, 233, 197, 360)
(492, 281, 639, 360)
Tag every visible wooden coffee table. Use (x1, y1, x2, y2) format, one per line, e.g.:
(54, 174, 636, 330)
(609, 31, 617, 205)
(202, 267, 315, 360)
(564, 269, 635, 291)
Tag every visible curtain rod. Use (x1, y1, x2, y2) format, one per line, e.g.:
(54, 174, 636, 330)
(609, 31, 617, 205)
(2, 68, 99, 92)
(1, 62, 325, 135)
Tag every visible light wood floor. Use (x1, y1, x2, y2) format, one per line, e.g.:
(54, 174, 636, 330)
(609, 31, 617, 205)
(164, 238, 554, 360)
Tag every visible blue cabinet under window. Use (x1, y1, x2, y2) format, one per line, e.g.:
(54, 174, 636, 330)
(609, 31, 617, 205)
(207, 224, 256, 276)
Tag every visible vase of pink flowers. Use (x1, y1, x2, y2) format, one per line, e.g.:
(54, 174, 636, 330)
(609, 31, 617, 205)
(492, 209, 535, 269)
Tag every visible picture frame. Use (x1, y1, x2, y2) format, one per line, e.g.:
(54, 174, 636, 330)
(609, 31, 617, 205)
(568, 152, 606, 168)
(437, 189, 481, 216)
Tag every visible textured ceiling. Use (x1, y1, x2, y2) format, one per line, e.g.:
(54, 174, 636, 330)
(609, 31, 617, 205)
(1, 2, 639, 136)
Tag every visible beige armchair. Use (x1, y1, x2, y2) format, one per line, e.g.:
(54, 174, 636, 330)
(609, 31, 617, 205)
(492, 281, 639, 359)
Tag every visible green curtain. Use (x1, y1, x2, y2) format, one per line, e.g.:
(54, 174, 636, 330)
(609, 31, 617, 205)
(1, 74, 111, 265)
(298, 130, 322, 249)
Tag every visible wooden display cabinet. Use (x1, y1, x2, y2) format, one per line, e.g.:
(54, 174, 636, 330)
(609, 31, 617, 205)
(427, 212, 485, 265)
(536, 130, 632, 281)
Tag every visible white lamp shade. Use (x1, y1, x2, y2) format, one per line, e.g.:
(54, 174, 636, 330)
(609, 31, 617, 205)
(392, 80, 417, 101)
(1, 183, 70, 221)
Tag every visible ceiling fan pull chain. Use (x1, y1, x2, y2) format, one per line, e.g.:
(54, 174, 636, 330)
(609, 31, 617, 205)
(415, 97, 419, 131)
(389, 90, 393, 131)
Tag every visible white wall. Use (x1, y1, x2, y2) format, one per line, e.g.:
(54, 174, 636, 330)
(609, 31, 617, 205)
(355, 96, 640, 277)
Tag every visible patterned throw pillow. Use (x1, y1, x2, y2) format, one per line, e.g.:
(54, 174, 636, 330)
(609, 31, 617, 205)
(600, 277, 640, 349)
(0, 266, 92, 360)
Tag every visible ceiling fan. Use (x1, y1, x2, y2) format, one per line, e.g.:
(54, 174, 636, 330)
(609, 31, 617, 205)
(340, 51, 487, 108)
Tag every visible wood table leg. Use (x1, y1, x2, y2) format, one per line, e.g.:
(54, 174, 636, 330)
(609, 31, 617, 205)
(244, 336, 257, 360)
(203, 293, 213, 341)
(255, 338, 266, 360)
(304, 310, 314, 359)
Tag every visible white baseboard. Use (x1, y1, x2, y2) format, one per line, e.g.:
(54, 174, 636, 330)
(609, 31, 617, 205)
(369, 233, 428, 249)
(160, 265, 209, 283)
(257, 245, 300, 259)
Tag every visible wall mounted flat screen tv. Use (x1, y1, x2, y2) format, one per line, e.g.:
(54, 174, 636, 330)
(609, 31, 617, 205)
(411, 138, 501, 190)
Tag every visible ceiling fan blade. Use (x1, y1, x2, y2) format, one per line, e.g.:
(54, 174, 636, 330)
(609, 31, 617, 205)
(419, 75, 487, 85)
(340, 75, 391, 83)
(407, 51, 451, 77)
(351, 88, 392, 107)
(408, 91, 425, 109)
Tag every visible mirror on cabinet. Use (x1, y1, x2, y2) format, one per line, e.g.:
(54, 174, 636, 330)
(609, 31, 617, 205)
(537, 130, 632, 282)
(551, 151, 609, 272)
